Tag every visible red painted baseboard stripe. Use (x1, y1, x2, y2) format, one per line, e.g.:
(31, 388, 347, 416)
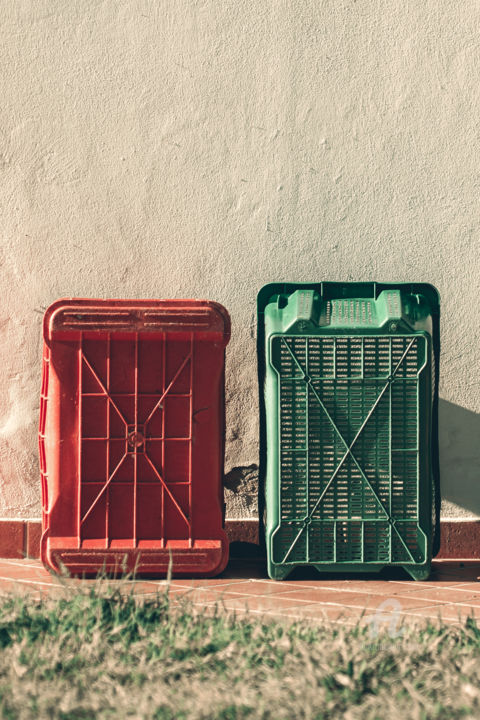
(0, 519, 478, 561)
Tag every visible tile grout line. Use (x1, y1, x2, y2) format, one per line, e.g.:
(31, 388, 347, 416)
(178, 595, 459, 614)
(0, 576, 58, 588)
(261, 580, 470, 595)
(167, 587, 433, 611)
(0, 560, 48, 573)
(184, 599, 361, 624)
(274, 586, 480, 602)
(168, 579, 256, 591)
(0, 560, 46, 570)
(183, 597, 466, 621)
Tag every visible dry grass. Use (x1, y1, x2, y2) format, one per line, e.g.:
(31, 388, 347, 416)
(0, 580, 479, 719)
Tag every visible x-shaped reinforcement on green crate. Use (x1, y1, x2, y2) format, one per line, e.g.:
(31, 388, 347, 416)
(278, 336, 418, 565)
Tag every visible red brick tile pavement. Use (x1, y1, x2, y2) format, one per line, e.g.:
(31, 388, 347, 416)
(0, 557, 479, 626)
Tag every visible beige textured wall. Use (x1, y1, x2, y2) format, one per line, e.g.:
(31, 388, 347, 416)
(0, 1, 479, 520)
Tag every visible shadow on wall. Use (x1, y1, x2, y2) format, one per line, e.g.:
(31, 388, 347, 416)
(440, 399, 480, 516)
(224, 464, 259, 518)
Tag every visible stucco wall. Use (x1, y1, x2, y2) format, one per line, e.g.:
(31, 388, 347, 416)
(0, 1, 479, 520)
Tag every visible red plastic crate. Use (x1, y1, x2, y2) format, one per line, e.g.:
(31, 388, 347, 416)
(39, 299, 230, 576)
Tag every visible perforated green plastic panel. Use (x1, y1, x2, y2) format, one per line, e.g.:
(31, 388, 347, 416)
(258, 283, 440, 581)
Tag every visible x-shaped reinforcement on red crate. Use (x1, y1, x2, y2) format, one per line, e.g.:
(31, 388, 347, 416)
(79, 335, 193, 536)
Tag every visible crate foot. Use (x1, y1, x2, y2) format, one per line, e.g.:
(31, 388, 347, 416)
(268, 563, 292, 580)
(404, 565, 430, 581)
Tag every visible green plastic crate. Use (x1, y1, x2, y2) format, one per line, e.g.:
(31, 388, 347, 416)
(258, 283, 440, 581)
